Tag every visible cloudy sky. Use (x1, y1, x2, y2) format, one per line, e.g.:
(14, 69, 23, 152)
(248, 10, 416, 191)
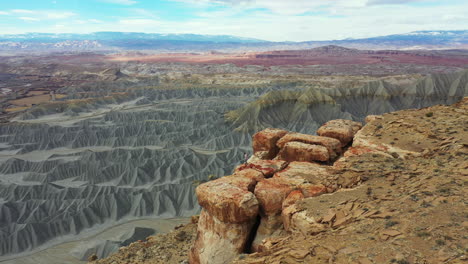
(0, 0, 467, 41)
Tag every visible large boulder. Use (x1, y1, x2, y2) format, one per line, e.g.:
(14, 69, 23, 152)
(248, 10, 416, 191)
(191, 176, 260, 264)
(276, 132, 342, 159)
(251, 178, 296, 251)
(274, 161, 333, 196)
(277, 141, 330, 162)
(189, 209, 256, 264)
(254, 178, 295, 216)
(252, 128, 288, 159)
(196, 176, 258, 223)
(234, 159, 288, 177)
(317, 119, 363, 147)
(233, 168, 265, 182)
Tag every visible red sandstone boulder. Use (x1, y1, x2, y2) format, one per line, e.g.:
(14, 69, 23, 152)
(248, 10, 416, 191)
(233, 168, 265, 182)
(189, 209, 256, 264)
(234, 159, 288, 177)
(274, 161, 332, 197)
(277, 141, 330, 162)
(252, 128, 288, 159)
(196, 177, 259, 224)
(317, 119, 363, 147)
(282, 190, 304, 210)
(299, 183, 328, 197)
(254, 178, 295, 216)
(251, 178, 297, 252)
(274, 161, 330, 183)
(276, 132, 342, 159)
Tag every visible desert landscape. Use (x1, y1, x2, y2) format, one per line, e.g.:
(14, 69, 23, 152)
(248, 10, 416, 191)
(0, 43, 466, 264)
(0, 1, 467, 263)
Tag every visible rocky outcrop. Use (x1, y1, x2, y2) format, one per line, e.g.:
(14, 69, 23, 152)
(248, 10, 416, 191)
(189, 210, 257, 264)
(277, 141, 330, 162)
(189, 119, 364, 264)
(317, 119, 363, 146)
(189, 176, 259, 264)
(234, 159, 288, 177)
(276, 133, 342, 160)
(252, 128, 288, 159)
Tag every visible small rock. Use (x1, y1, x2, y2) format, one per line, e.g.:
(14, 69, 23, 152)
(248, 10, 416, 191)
(289, 249, 310, 259)
(381, 229, 402, 237)
(321, 210, 336, 223)
(175, 230, 187, 241)
(191, 215, 200, 224)
(87, 254, 98, 262)
(358, 257, 374, 264)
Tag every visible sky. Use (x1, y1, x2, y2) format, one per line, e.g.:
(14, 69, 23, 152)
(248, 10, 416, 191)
(0, 0, 467, 41)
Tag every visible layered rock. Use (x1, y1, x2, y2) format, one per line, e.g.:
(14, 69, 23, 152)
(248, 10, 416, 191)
(189, 176, 260, 264)
(190, 120, 365, 263)
(276, 133, 342, 160)
(277, 141, 330, 162)
(189, 210, 257, 264)
(234, 159, 288, 177)
(252, 128, 288, 159)
(317, 119, 363, 146)
(274, 161, 333, 195)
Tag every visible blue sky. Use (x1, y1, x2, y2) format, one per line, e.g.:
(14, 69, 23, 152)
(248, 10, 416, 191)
(0, 0, 467, 41)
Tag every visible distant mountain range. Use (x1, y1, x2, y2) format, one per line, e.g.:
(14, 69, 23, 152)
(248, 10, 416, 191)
(0, 32, 264, 43)
(0, 30, 467, 52)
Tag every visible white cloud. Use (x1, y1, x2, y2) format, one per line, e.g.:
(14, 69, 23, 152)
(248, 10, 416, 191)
(0, 11, 9, 15)
(11, 9, 36, 14)
(129, 8, 158, 18)
(367, 0, 424, 5)
(19, 17, 40, 21)
(101, 0, 138, 5)
(119, 18, 161, 26)
(10, 10, 76, 21)
(174, 0, 369, 15)
(88, 19, 104, 23)
(5, 0, 468, 42)
(45, 11, 76, 19)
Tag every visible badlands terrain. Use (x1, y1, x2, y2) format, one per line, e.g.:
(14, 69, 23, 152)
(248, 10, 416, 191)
(0, 45, 467, 263)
